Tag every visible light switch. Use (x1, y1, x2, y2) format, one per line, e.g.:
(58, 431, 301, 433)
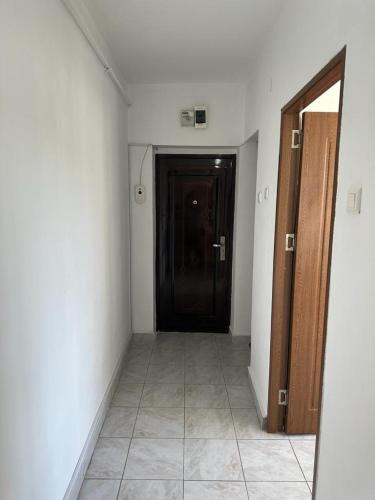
(347, 187, 361, 214)
(347, 193, 356, 210)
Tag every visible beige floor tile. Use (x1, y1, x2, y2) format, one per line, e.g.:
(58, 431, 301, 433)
(222, 366, 249, 386)
(124, 438, 183, 479)
(141, 384, 184, 408)
(134, 407, 184, 438)
(238, 440, 304, 481)
(185, 408, 235, 438)
(185, 384, 229, 408)
(119, 480, 183, 500)
(100, 407, 137, 438)
(147, 363, 184, 383)
(246, 481, 312, 499)
(232, 409, 287, 439)
(78, 479, 120, 500)
(184, 481, 248, 500)
(112, 383, 143, 407)
(227, 385, 255, 408)
(185, 365, 224, 385)
(86, 438, 130, 479)
(291, 440, 316, 481)
(184, 439, 243, 481)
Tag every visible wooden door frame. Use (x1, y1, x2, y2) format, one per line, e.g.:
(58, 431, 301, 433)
(267, 48, 346, 436)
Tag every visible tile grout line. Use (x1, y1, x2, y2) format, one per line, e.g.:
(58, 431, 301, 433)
(217, 336, 251, 500)
(222, 353, 251, 499)
(289, 437, 312, 493)
(87, 342, 148, 492)
(115, 336, 152, 499)
(135, 334, 185, 494)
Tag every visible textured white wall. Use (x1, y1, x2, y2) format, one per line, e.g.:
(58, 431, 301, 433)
(244, 1, 375, 498)
(0, 1, 131, 499)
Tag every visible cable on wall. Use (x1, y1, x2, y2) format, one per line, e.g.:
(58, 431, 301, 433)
(139, 144, 152, 185)
(61, 0, 131, 105)
(128, 143, 153, 205)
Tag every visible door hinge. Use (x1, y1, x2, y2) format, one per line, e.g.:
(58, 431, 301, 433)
(291, 129, 302, 149)
(285, 233, 295, 252)
(278, 389, 288, 406)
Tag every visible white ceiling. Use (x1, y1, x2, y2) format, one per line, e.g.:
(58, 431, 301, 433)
(82, 0, 283, 84)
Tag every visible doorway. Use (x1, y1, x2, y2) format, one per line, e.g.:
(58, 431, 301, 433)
(155, 154, 236, 333)
(268, 49, 346, 438)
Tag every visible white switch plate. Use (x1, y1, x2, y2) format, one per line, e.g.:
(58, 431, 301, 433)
(347, 187, 361, 214)
(135, 184, 146, 204)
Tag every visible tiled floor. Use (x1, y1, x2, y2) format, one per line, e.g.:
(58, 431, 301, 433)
(79, 333, 315, 499)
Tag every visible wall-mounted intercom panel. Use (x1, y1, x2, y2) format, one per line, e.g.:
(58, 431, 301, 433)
(194, 105, 207, 128)
(180, 106, 208, 128)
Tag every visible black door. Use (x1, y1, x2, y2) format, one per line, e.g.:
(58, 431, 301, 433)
(156, 155, 236, 333)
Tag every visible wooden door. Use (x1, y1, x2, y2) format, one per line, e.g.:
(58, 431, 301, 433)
(268, 112, 301, 431)
(156, 155, 236, 333)
(286, 112, 338, 434)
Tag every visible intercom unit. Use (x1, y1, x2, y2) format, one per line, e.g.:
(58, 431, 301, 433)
(194, 105, 207, 128)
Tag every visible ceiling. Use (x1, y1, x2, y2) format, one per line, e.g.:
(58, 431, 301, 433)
(82, 0, 283, 84)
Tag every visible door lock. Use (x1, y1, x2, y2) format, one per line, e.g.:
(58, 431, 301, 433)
(213, 236, 226, 261)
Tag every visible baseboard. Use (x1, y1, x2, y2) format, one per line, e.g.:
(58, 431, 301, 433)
(228, 326, 251, 337)
(63, 338, 130, 500)
(248, 366, 267, 430)
(132, 331, 155, 336)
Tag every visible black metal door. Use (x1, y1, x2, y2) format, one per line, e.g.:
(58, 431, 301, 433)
(156, 155, 236, 333)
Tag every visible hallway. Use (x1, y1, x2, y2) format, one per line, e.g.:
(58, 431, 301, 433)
(79, 333, 314, 499)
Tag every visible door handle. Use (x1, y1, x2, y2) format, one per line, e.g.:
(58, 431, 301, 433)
(213, 236, 226, 261)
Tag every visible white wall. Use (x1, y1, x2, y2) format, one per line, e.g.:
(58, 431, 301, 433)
(244, 1, 375, 498)
(128, 83, 248, 334)
(0, 2, 131, 499)
(128, 83, 246, 146)
(231, 137, 258, 336)
(129, 145, 155, 334)
(303, 80, 341, 112)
